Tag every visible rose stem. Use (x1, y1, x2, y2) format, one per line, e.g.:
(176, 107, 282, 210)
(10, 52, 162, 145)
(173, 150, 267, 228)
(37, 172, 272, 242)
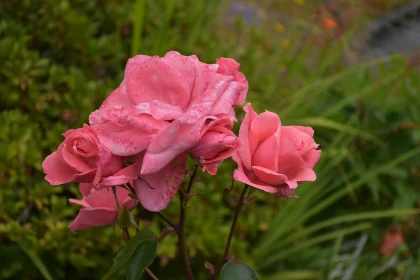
(211, 184, 250, 279)
(178, 165, 198, 280)
(157, 212, 180, 233)
(122, 228, 159, 280)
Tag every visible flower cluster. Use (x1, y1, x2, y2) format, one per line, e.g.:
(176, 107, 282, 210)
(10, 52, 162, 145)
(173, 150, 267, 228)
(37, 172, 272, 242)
(43, 51, 320, 232)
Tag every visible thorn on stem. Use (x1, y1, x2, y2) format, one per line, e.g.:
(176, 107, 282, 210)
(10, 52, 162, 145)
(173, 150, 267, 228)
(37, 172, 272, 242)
(159, 226, 178, 242)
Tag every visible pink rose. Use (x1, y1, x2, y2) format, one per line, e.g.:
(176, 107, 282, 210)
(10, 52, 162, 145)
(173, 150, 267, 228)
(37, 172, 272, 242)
(190, 115, 240, 175)
(89, 51, 248, 175)
(233, 104, 321, 196)
(69, 186, 137, 233)
(42, 124, 122, 186)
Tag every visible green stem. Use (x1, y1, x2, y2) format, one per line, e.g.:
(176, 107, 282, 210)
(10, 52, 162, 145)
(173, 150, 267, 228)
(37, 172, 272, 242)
(211, 184, 250, 279)
(157, 212, 180, 234)
(178, 166, 198, 280)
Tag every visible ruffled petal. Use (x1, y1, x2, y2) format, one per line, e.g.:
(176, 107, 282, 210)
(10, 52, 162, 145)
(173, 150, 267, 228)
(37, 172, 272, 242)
(79, 183, 93, 197)
(178, 73, 234, 124)
(134, 153, 187, 212)
(251, 125, 281, 171)
(162, 51, 199, 92)
(135, 100, 184, 120)
(69, 208, 119, 233)
(248, 111, 281, 155)
(277, 152, 309, 175)
(288, 168, 316, 182)
(289, 126, 314, 137)
(209, 81, 248, 116)
(141, 118, 206, 174)
(126, 57, 191, 110)
(43, 147, 96, 185)
(61, 144, 91, 172)
(251, 166, 288, 186)
(98, 84, 135, 109)
(90, 108, 169, 156)
(99, 163, 139, 187)
(233, 164, 278, 193)
(236, 103, 258, 170)
(302, 150, 321, 169)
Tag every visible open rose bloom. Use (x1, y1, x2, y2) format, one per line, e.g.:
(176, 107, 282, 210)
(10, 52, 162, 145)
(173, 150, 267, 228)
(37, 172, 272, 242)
(42, 51, 321, 233)
(233, 103, 321, 196)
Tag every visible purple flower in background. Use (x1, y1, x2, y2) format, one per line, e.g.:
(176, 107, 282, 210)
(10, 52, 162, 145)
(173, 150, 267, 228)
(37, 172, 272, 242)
(228, 1, 261, 26)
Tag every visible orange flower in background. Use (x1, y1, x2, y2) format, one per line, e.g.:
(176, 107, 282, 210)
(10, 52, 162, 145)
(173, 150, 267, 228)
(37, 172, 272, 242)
(322, 17, 338, 30)
(379, 230, 405, 257)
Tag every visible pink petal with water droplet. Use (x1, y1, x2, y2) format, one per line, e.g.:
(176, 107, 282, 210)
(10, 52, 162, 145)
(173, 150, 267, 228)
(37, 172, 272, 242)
(126, 57, 191, 110)
(134, 153, 186, 212)
(141, 118, 206, 174)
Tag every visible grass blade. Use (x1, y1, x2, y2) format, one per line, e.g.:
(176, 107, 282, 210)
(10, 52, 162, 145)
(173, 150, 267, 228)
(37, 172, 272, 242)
(131, 0, 147, 56)
(17, 240, 53, 280)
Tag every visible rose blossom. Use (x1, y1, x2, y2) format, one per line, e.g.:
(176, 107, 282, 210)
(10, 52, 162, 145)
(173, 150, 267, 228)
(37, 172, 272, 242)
(189, 115, 240, 175)
(87, 51, 248, 211)
(233, 104, 321, 196)
(42, 124, 123, 186)
(89, 51, 248, 175)
(69, 186, 137, 233)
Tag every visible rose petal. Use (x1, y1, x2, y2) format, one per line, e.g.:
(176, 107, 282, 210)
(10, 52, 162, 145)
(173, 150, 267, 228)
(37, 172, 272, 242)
(83, 187, 130, 209)
(290, 126, 314, 137)
(233, 166, 278, 193)
(216, 58, 248, 104)
(251, 166, 288, 186)
(126, 57, 191, 110)
(252, 125, 281, 171)
(302, 150, 321, 169)
(69, 198, 90, 208)
(209, 81, 248, 116)
(135, 100, 184, 120)
(99, 163, 139, 187)
(277, 152, 309, 175)
(90, 110, 168, 156)
(61, 144, 92, 172)
(42, 148, 96, 185)
(162, 51, 199, 92)
(178, 73, 234, 124)
(134, 153, 187, 212)
(141, 118, 206, 174)
(145, 118, 180, 154)
(98, 85, 135, 109)
(79, 183, 93, 197)
(288, 168, 316, 182)
(248, 111, 281, 155)
(69, 208, 119, 233)
(236, 103, 258, 170)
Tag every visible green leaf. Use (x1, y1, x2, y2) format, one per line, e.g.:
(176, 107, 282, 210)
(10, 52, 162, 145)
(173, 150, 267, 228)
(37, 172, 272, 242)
(17, 240, 54, 280)
(124, 240, 157, 280)
(101, 229, 157, 280)
(221, 261, 259, 280)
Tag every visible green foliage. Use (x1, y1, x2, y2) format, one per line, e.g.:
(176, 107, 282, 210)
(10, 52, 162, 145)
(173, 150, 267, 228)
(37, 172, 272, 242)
(102, 229, 157, 280)
(1, 0, 419, 279)
(221, 261, 259, 280)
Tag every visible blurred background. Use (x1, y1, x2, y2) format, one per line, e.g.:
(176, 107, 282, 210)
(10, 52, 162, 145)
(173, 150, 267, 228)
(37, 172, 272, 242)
(1, 0, 420, 279)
